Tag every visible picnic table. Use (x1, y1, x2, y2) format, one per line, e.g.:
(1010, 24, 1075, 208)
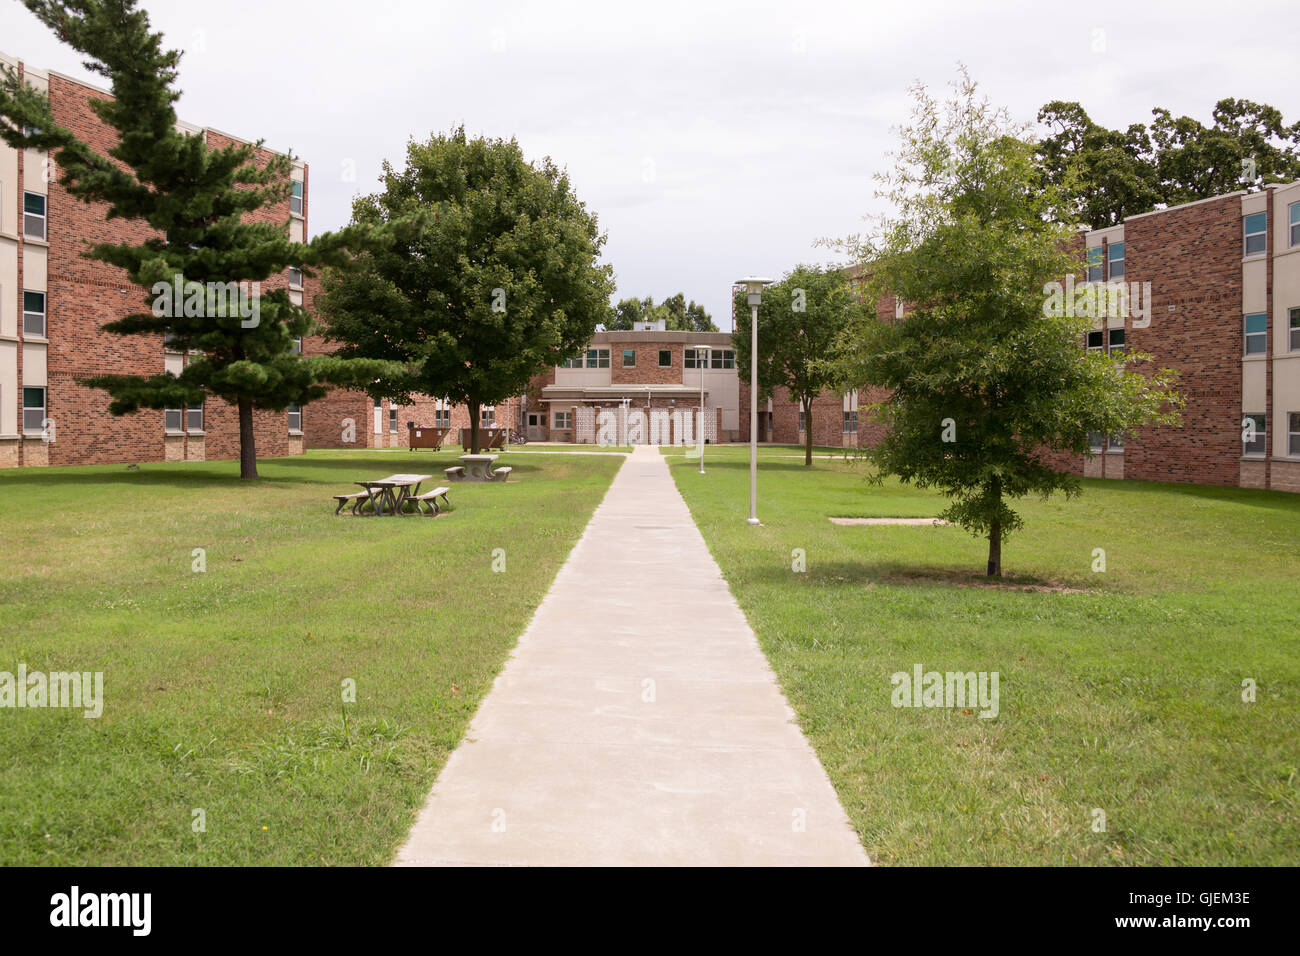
(458, 454, 499, 481)
(355, 473, 433, 516)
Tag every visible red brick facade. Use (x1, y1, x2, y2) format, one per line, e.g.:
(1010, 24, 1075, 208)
(4, 65, 301, 468)
(1122, 195, 1242, 485)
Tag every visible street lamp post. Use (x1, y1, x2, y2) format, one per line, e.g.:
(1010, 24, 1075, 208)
(698, 345, 711, 474)
(737, 276, 774, 525)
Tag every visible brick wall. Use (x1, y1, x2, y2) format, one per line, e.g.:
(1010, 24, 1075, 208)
(609, 342, 685, 385)
(1123, 195, 1242, 486)
(28, 72, 299, 468)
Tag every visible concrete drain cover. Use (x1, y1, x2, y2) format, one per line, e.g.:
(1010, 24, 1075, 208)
(829, 517, 950, 526)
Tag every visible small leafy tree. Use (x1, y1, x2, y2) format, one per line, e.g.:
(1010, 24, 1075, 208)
(733, 265, 864, 466)
(0, 0, 393, 478)
(318, 128, 614, 453)
(834, 72, 1182, 577)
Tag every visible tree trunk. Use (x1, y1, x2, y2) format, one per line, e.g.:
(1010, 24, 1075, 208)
(986, 476, 1002, 577)
(238, 397, 259, 480)
(803, 398, 814, 466)
(468, 400, 481, 454)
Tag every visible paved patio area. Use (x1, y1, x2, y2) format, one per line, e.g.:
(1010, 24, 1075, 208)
(395, 445, 868, 866)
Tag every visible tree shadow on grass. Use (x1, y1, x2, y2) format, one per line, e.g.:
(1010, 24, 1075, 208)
(777, 559, 1095, 594)
(1081, 477, 1300, 515)
(677, 456, 862, 475)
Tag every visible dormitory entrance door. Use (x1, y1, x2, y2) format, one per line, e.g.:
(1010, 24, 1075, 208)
(526, 413, 545, 442)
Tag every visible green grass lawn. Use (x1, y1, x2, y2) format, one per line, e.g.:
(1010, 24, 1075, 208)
(0, 448, 621, 865)
(664, 444, 1300, 865)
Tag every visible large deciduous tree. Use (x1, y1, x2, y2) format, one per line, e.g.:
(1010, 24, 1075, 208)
(835, 72, 1182, 577)
(0, 0, 392, 478)
(1037, 98, 1300, 227)
(732, 265, 863, 466)
(318, 128, 614, 454)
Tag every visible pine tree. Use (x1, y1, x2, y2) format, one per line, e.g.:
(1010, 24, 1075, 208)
(0, 0, 396, 478)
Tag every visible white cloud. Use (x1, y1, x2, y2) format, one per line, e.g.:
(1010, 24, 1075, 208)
(3, 0, 1297, 329)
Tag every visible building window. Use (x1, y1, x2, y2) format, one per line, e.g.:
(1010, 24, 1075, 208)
(559, 356, 581, 369)
(1244, 313, 1267, 355)
(389, 407, 398, 433)
(1243, 413, 1267, 456)
(622, 349, 636, 367)
(291, 337, 303, 355)
(684, 348, 708, 369)
(1290, 412, 1300, 457)
(187, 401, 204, 432)
(1290, 308, 1300, 352)
(290, 180, 303, 216)
(1086, 246, 1103, 282)
(287, 403, 302, 432)
(1291, 202, 1300, 249)
(165, 408, 183, 432)
(554, 411, 572, 430)
(1107, 241, 1125, 279)
(658, 349, 671, 368)
(22, 291, 46, 337)
(435, 409, 450, 428)
(22, 387, 45, 433)
(1244, 212, 1267, 257)
(23, 192, 46, 240)
(798, 409, 806, 432)
(480, 406, 495, 425)
(1107, 432, 1124, 451)
(288, 266, 303, 288)
(1108, 328, 1126, 355)
(710, 349, 735, 369)
(842, 410, 858, 434)
(1088, 431, 1104, 453)
(1087, 330, 1105, 353)
(585, 348, 609, 369)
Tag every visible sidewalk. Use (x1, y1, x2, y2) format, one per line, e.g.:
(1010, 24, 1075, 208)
(395, 445, 868, 866)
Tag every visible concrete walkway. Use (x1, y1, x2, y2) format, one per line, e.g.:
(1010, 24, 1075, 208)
(395, 445, 868, 866)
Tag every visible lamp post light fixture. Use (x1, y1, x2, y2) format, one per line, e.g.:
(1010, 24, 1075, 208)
(697, 345, 711, 474)
(737, 276, 774, 525)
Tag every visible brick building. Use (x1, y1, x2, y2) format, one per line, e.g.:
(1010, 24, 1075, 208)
(524, 320, 735, 443)
(1033, 185, 1300, 493)
(1, 53, 311, 469)
(748, 186, 1300, 493)
(7, 51, 1299, 491)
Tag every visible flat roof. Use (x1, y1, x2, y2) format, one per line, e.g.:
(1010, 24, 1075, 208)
(591, 330, 733, 345)
(0, 51, 298, 161)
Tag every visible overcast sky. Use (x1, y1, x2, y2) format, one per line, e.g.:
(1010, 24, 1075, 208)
(4, 0, 1298, 329)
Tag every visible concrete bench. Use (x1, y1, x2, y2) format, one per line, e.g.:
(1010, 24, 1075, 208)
(332, 491, 372, 515)
(493, 466, 513, 482)
(444, 466, 465, 481)
(410, 486, 452, 516)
